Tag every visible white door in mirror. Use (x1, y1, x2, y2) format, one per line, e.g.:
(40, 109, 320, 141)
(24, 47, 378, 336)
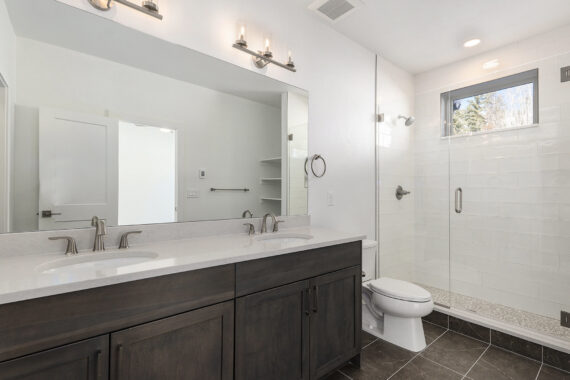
(38, 108, 119, 230)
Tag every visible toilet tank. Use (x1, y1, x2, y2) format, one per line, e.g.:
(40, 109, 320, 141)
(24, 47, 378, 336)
(362, 240, 377, 282)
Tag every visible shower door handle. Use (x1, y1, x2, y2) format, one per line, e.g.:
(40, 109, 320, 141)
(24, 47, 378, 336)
(455, 187, 463, 213)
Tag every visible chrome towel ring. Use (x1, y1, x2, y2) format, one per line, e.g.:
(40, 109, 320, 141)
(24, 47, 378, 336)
(304, 154, 327, 178)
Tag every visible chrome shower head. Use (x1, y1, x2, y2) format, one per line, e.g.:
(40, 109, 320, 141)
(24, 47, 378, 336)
(398, 115, 415, 127)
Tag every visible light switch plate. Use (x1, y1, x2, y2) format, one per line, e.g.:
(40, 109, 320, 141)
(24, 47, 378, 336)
(198, 169, 206, 179)
(327, 191, 334, 206)
(186, 189, 200, 198)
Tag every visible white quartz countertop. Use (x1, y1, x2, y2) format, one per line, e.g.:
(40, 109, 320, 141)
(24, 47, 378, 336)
(0, 227, 364, 305)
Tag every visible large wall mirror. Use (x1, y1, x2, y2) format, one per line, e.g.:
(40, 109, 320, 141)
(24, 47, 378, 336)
(0, 0, 308, 233)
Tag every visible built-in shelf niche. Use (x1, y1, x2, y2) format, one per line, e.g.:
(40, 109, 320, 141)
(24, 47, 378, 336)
(259, 156, 282, 215)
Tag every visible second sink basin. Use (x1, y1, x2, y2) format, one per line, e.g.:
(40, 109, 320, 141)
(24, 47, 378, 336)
(254, 233, 314, 244)
(36, 251, 159, 274)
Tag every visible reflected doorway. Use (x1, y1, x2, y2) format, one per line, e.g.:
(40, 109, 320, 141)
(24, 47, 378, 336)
(118, 122, 177, 226)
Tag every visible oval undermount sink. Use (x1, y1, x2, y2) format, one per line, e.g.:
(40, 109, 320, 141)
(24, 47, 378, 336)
(254, 233, 314, 244)
(36, 251, 159, 274)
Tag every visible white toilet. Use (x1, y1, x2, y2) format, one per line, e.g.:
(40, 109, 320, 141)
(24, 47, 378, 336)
(361, 240, 434, 352)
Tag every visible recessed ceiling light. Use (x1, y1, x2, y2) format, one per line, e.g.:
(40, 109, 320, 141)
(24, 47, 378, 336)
(463, 39, 481, 48)
(483, 59, 500, 70)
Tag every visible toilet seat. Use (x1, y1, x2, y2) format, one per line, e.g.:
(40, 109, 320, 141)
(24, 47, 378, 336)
(368, 277, 431, 303)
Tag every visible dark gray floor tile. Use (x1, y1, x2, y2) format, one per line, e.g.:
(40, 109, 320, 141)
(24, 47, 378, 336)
(449, 316, 490, 343)
(544, 346, 570, 373)
(390, 356, 462, 380)
(538, 365, 570, 380)
(423, 321, 447, 345)
(491, 330, 542, 361)
(422, 310, 449, 328)
(341, 339, 415, 380)
(361, 331, 377, 348)
(466, 346, 541, 380)
(322, 370, 351, 379)
(421, 331, 488, 375)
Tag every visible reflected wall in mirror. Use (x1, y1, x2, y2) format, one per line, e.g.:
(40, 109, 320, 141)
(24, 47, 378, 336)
(0, 0, 308, 233)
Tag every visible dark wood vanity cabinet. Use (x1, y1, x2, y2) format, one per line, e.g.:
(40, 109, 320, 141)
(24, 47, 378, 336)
(235, 280, 311, 380)
(235, 242, 362, 380)
(0, 336, 108, 380)
(310, 266, 361, 379)
(110, 301, 234, 380)
(0, 241, 361, 380)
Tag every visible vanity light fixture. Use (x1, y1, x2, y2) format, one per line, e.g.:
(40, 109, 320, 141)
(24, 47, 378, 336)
(88, 0, 163, 20)
(232, 27, 296, 72)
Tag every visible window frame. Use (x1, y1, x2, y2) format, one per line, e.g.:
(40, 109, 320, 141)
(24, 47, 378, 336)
(441, 68, 539, 137)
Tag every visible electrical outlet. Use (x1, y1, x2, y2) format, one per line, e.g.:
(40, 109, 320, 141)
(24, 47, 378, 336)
(562, 311, 570, 328)
(562, 66, 570, 83)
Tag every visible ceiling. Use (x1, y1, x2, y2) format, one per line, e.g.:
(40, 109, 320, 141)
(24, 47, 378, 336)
(301, 0, 570, 74)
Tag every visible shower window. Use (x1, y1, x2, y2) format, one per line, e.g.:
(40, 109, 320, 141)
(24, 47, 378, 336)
(441, 69, 538, 137)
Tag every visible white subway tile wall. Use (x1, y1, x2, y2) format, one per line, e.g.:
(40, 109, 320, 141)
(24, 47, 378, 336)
(412, 35, 570, 321)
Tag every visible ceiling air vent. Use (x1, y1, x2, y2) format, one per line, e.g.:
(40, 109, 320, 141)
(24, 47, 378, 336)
(309, 0, 362, 23)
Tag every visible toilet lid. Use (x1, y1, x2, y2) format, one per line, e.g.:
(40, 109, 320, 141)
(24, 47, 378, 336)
(369, 278, 432, 302)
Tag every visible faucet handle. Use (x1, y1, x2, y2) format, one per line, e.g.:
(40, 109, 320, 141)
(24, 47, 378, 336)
(273, 220, 285, 232)
(49, 236, 79, 255)
(243, 223, 255, 236)
(119, 231, 142, 249)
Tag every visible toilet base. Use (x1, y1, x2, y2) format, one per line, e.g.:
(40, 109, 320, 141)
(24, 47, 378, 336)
(362, 306, 427, 352)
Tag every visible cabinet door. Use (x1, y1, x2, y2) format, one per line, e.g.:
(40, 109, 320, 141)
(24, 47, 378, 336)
(235, 280, 310, 380)
(110, 301, 233, 380)
(310, 266, 361, 379)
(0, 335, 108, 380)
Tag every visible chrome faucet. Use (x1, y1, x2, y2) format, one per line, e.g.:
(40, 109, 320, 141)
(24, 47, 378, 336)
(261, 212, 276, 234)
(242, 209, 253, 218)
(91, 216, 106, 251)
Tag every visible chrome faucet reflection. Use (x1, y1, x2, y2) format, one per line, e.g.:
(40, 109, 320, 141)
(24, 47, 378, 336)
(91, 216, 107, 251)
(261, 213, 276, 234)
(48, 236, 79, 255)
(242, 209, 254, 218)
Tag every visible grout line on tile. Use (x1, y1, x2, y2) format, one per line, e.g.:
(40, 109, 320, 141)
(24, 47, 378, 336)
(542, 363, 570, 375)
(420, 354, 468, 377)
(423, 319, 449, 331)
(449, 328, 492, 346)
(534, 363, 543, 380)
(361, 337, 379, 350)
(336, 369, 353, 379)
(462, 344, 490, 380)
(386, 328, 448, 380)
(490, 342, 543, 365)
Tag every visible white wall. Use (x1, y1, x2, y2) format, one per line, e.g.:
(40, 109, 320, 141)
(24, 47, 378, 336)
(376, 57, 416, 281)
(55, 0, 377, 239)
(13, 38, 282, 231)
(0, 0, 16, 232)
(414, 25, 570, 319)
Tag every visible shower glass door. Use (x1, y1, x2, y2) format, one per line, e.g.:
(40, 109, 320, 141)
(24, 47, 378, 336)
(447, 60, 570, 339)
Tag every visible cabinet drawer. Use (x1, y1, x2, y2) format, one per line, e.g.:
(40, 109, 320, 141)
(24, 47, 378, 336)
(236, 241, 361, 296)
(0, 264, 235, 362)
